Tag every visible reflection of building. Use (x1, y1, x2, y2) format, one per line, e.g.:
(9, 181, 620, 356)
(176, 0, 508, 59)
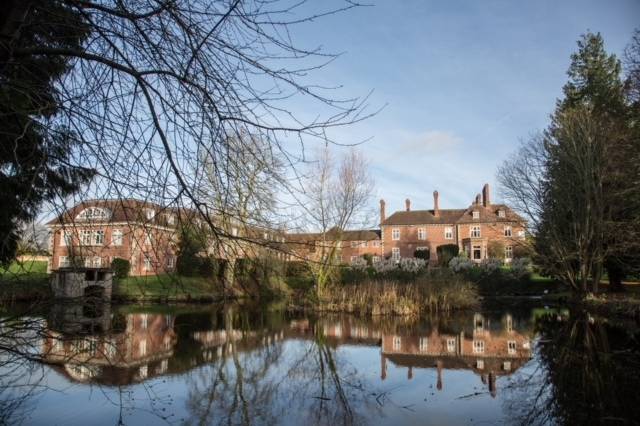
(379, 313, 532, 397)
(43, 312, 176, 384)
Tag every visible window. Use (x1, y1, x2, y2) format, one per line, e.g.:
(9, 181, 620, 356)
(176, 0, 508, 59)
(350, 241, 358, 248)
(472, 245, 482, 260)
(139, 339, 147, 356)
(59, 256, 70, 268)
(231, 227, 238, 237)
(145, 209, 155, 220)
(80, 230, 93, 245)
(498, 209, 506, 218)
(143, 255, 152, 271)
(91, 257, 101, 267)
(419, 337, 428, 352)
(60, 231, 72, 246)
(141, 314, 148, 329)
(447, 338, 456, 353)
(166, 213, 176, 225)
(473, 340, 485, 353)
(508, 341, 517, 355)
(474, 314, 485, 332)
(350, 256, 359, 263)
(444, 227, 453, 240)
(112, 229, 123, 246)
(517, 230, 526, 239)
(372, 240, 381, 247)
(392, 228, 400, 240)
(417, 228, 426, 240)
(472, 210, 480, 220)
(505, 246, 513, 259)
(167, 256, 175, 268)
(139, 365, 148, 379)
(94, 230, 104, 245)
(476, 359, 485, 369)
(504, 226, 512, 237)
(372, 256, 381, 263)
(144, 231, 153, 246)
(393, 336, 401, 350)
(76, 207, 110, 221)
(471, 226, 481, 238)
(392, 247, 401, 260)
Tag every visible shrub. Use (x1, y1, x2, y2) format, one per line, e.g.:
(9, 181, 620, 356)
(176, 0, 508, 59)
(414, 248, 430, 261)
(111, 258, 130, 279)
(487, 240, 505, 259)
(513, 244, 532, 259)
(510, 257, 531, 278)
(436, 244, 459, 266)
(480, 258, 503, 272)
(449, 255, 474, 272)
(398, 257, 427, 272)
(362, 253, 373, 266)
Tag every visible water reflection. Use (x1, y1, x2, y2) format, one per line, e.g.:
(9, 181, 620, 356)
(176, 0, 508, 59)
(0, 302, 638, 425)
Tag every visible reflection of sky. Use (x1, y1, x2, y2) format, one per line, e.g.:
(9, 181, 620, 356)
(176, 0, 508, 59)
(6, 308, 543, 425)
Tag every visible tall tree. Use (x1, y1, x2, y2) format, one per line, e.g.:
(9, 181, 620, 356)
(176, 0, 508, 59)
(0, 0, 95, 265)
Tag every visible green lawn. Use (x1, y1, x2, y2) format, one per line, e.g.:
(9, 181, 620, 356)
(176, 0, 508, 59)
(0, 260, 51, 301)
(115, 273, 222, 301)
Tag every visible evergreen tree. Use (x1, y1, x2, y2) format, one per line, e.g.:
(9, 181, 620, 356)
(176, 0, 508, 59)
(0, 1, 94, 264)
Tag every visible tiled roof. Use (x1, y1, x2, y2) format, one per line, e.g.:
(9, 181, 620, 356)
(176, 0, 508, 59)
(286, 228, 381, 242)
(382, 209, 466, 226)
(382, 205, 525, 226)
(46, 199, 190, 228)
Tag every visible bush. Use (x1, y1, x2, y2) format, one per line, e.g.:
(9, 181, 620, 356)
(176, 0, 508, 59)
(487, 240, 505, 259)
(111, 258, 131, 279)
(449, 255, 474, 272)
(510, 257, 532, 278)
(414, 248, 430, 261)
(480, 258, 503, 272)
(436, 244, 459, 266)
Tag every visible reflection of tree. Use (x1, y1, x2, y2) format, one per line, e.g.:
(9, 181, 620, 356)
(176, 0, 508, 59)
(504, 311, 640, 425)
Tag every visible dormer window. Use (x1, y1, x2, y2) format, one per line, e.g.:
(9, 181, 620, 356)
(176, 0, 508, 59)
(472, 211, 480, 220)
(165, 213, 176, 225)
(76, 207, 111, 221)
(498, 209, 506, 218)
(144, 209, 155, 220)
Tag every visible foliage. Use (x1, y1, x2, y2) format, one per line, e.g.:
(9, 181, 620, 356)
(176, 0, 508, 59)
(436, 244, 459, 267)
(0, 0, 95, 265)
(413, 248, 430, 261)
(176, 225, 211, 277)
(487, 240, 505, 259)
(449, 255, 474, 273)
(110, 258, 130, 279)
(480, 258, 503, 273)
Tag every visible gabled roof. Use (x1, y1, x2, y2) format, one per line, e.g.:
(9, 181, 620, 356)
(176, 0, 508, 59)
(286, 228, 381, 242)
(455, 204, 525, 224)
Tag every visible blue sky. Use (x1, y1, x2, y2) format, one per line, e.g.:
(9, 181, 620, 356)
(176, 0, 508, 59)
(287, 0, 640, 215)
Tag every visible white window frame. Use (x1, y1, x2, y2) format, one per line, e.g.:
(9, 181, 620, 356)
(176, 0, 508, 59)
(372, 240, 381, 247)
(58, 256, 70, 268)
(419, 337, 428, 352)
(391, 247, 401, 261)
(471, 226, 481, 238)
(417, 228, 426, 240)
(143, 255, 152, 271)
(505, 245, 513, 260)
(498, 209, 506, 218)
(166, 213, 176, 225)
(93, 230, 104, 245)
(473, 340, 485, 354)
(504, 225, 512, 237)
(393, 336, 401, 350)
(508, 341, 517, 355)
(472, 210, 480, 220)
(447, 338, 456, 353)
(91, 256, 101, 267)
(80, 230, 93, 246)
(391, 228, 400, 241)
(444, 227, 453, 240)
(144, 230, 153, 246)
(76, 207, 110, 221)
(60, 230, 71, 246)
(145, 209, 155, 220)
(112, 229, 123, 246)
(372, 256, 381, 263)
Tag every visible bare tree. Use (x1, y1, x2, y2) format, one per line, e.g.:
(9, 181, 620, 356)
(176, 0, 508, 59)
(301, 147, 374, 297)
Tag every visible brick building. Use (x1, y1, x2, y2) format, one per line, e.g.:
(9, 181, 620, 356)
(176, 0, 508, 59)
(380, 184, 526, 264)
(47, 199, 183, 276)
(286, 228, 383, 264)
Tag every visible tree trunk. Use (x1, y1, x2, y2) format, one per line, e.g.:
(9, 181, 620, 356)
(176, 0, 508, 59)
(606, 265, 626, 292)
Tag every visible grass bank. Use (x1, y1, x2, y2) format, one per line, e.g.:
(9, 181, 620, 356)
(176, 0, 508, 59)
(310, 272, 480, 316)
(0, 260, 51, 302)
(114, 274, 223, 302)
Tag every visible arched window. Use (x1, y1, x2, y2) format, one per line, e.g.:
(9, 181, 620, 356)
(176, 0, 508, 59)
(76, 207, 111, 221)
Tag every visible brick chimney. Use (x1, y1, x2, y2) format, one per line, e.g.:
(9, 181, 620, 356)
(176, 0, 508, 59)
(405, 198, 411, 212)
(380, 199, 386, 224)
(475, 193, 482, 205)
(433, 190, 440, 217)
(482, 183, 490, 207)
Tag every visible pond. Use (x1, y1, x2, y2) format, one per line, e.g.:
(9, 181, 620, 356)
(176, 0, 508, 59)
(0, 301, 639, 425)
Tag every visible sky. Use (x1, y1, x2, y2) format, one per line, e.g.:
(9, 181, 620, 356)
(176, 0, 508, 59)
(285, 0, 640, 215)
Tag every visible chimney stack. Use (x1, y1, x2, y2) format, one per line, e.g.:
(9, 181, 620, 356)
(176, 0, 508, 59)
(475, 193, 482, 205)
(380, 199, 386, 224)
(433, 190, 440, 217)
(482, 183, 491, 207)
(405, 198, 411, 212)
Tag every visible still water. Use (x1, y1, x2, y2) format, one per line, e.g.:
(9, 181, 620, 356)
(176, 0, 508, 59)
(1, 301, 638, 425)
